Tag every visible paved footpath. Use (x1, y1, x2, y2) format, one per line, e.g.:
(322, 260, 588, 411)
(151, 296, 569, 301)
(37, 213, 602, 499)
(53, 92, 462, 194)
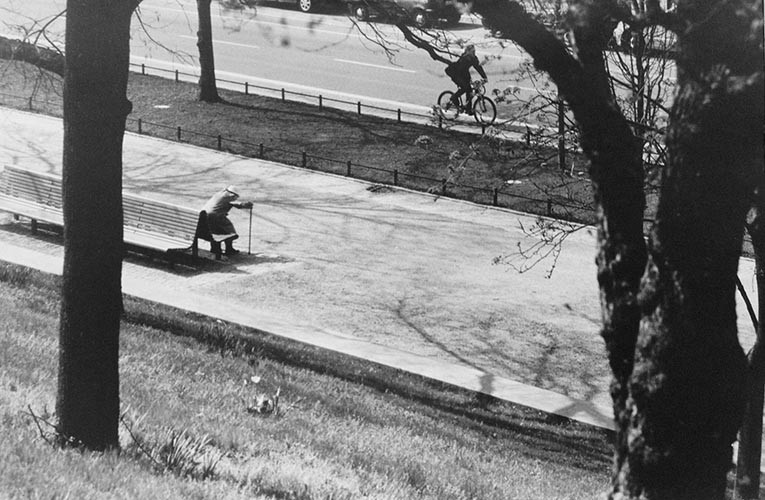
(0, 107, 759, 432)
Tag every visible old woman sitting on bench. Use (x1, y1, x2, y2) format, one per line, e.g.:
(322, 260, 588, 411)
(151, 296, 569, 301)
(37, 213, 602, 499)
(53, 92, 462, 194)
(202, 185, 253, 256)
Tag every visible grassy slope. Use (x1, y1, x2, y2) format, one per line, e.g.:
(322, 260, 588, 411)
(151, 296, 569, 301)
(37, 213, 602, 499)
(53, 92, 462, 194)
(0, 262, 611, 499)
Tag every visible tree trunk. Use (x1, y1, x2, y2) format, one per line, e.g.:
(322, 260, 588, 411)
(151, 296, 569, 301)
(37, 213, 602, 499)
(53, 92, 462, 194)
(471, 0, 648, 490)
(610, 0, 764, 495)
(470, 0, 762, 497)
(197, 0, 220, 103)
(736, 200, 765, 499)
(57, 0, 138, 451)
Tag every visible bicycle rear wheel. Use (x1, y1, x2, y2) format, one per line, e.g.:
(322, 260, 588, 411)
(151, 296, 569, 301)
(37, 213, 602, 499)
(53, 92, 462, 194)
(437, 90, 459, 120)
(473, 96, 497, 126)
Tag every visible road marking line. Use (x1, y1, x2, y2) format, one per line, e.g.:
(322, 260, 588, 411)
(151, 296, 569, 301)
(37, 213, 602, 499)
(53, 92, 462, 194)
(178, 34, 259, 49)
(334, 58, 415, 74)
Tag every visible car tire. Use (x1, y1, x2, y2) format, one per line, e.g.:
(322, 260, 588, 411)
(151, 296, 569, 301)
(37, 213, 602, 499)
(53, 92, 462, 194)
(298, 0, 313, 12)
(354, 4, 370, 21)
(412, 9, 430, 28)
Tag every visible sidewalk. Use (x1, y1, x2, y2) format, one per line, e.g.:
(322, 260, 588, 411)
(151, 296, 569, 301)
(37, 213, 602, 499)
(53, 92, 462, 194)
(0, 107, 758, 432)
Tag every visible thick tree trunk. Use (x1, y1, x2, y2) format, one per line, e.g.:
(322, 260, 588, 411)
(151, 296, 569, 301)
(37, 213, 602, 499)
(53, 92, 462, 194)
(197, 0, 220, 103)
(736, 201, 765, 499)
(57, 0, 137, 451)
(610, 0, 764, 495)
(472, 0, 647, 490)
(471, 0, 762, 497)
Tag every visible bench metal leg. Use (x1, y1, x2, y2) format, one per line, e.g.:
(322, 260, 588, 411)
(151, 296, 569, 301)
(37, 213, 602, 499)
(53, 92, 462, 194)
(31, 219, 38, 234)
(211, 241, 222, 260)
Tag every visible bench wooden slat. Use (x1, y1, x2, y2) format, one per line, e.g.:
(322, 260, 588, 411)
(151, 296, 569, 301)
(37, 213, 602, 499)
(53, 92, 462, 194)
(0, 167, 62, 208)
(0, 194, 64, 226)
(124, 227, 191, 251)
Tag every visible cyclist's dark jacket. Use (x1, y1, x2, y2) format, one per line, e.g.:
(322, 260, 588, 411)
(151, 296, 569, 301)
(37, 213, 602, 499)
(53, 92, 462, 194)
(445, 53, 487, 82)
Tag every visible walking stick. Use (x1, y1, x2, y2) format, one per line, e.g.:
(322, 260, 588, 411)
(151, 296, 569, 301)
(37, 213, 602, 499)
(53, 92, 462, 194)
(248, 205, 253, 255)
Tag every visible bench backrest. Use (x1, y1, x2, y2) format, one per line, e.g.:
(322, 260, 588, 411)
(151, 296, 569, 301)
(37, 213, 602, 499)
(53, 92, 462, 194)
(123, 193, 201, 241)
(2, 165, 206, 244)
(0, 166, 62, 208)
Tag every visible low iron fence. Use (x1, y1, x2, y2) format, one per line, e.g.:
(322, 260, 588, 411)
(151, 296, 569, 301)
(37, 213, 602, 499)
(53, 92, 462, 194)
(0, 63, 595, 224)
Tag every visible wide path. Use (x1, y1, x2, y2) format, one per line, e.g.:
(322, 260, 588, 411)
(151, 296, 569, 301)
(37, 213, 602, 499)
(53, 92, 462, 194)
(0, 107, 758, 430)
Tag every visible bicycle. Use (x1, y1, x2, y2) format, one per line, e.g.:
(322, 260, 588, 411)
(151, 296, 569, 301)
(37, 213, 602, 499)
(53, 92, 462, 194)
(437, 80, 497, 126)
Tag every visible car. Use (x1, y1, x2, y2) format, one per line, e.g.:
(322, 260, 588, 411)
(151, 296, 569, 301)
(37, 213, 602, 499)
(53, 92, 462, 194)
(349, 0, 461, 28)
(266, 0, 329, 13)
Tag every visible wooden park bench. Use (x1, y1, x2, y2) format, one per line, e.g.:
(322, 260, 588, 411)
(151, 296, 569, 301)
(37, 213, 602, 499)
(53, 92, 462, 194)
(0, 165, 236, 261)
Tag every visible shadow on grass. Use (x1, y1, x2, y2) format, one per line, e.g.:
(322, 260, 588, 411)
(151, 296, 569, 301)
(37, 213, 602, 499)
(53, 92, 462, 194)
(119, 288, 614, 475)
(0, 242, 612, 477)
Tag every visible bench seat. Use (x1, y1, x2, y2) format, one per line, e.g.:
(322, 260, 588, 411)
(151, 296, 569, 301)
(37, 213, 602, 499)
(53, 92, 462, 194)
(0, 193, 64, 230)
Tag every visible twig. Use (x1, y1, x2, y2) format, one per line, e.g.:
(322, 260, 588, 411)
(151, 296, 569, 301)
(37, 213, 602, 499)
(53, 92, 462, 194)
(119, 414, 164, 469)
(25, 405, 56, 447)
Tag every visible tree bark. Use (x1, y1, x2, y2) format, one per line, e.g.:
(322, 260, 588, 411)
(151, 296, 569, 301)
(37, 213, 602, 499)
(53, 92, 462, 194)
(197, 0, 220, 103)
(471, 0, 647, 490)
(611, 0, 764, 495)
(736, 200, 765, 499)
(57, 0, 138, 451)
(469, 0, 763, 497)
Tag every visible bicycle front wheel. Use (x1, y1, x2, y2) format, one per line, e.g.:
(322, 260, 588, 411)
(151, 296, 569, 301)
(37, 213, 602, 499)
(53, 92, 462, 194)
(437, 90, 459, 120)
(473, 96, 497, 126)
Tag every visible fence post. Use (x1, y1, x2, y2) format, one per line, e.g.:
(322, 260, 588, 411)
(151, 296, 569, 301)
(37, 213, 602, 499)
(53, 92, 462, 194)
(441, 178, 447, 195)
(493, 188, 498, 206)
(525, 127, 531, 147)
(245, 81, 249, 95)
(393, 169, 398, 186)
(357, 101, 361, 115)
(302, 150, 307, 168)
(547, 199, 553, 216)
(397, 109, 401, 122)
(175, 69, 179, 82)
(558, 98, 566, 173)
(138, 118, 142, 135)
(177, 126, 181, 141)
(141, 63, 145, 75)
(281, 88, 285, 101)
(438, 113, 443, 130)
(319, 95, 323, 110)
(346, 161, 352, 176)
(217, 135, 222, 150)
(259, 143, 264, 158)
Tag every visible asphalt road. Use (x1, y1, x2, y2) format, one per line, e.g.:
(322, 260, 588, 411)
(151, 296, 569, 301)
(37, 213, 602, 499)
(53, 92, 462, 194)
(4, 0, 541, 119)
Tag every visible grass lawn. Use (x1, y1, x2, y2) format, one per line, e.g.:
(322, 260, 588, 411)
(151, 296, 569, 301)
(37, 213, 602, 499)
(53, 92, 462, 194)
(0, 262, 612, 499)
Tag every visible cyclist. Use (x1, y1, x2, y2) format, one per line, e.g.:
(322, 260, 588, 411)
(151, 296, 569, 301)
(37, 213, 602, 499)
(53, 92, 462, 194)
(444, 44, 487, 115)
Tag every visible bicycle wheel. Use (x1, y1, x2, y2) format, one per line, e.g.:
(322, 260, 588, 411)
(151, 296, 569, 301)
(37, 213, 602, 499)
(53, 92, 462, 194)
(473, 95, 497, 126)
(437, 90, 459, 120)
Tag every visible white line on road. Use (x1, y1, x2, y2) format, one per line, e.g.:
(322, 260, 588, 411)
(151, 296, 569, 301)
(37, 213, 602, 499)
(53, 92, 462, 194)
(130, 56, 430, 113)
(178, 35, 259, 50)
(333, 58, 415, 74)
